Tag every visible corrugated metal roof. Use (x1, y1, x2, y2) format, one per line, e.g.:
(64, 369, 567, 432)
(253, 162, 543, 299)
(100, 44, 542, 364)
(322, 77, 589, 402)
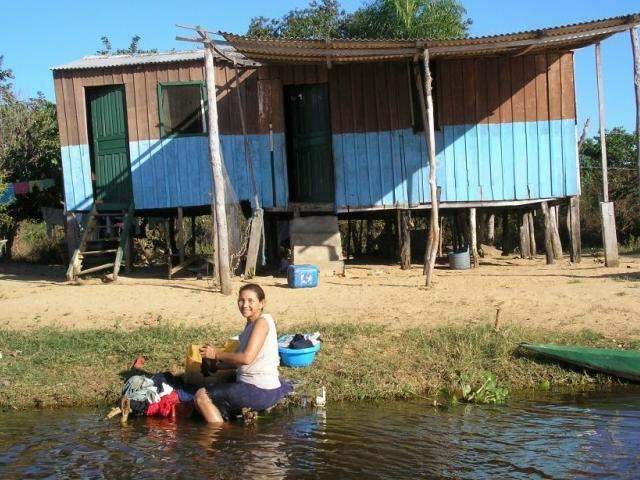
(220, 13, 640, 63)
(51, 42, 256, 71)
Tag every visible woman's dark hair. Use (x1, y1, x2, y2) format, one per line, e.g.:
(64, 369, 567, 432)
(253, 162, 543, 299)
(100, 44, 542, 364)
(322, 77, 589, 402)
(239, 283, 265, 301)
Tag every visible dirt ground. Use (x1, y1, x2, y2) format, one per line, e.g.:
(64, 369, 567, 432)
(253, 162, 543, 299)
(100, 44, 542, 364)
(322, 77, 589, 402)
(1, 250, 640, 338)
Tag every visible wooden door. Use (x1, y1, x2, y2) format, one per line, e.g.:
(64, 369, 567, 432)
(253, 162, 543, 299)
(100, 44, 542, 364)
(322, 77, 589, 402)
(87, 85, 133, 210)
(284, 84, 334, 203)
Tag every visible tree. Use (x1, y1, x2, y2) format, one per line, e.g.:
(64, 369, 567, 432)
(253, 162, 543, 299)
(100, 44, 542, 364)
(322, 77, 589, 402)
(580, 127, 640, 246)
(0, 56, 62, 246)
(96, 35, 158, 55)
(347, 0, 470, 39)
(246, 0, 470, 40)
(247, 0, 348, 39)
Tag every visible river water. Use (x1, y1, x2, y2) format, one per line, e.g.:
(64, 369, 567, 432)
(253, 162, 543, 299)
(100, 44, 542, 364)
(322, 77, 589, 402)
(1, 390, 639, 479)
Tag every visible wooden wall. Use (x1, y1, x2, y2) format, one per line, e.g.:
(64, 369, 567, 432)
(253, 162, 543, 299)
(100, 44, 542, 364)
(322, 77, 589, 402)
(54, 52, 578, 211)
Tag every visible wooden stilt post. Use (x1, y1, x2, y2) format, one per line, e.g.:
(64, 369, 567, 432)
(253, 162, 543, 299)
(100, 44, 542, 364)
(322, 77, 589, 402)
(470, 208, 479, 267)
(501, 210, 512, 255)
(164, 219, 173, 279)
(527, 211, 537, 257)
(568, 196, 581, 263)
(438, 215, 444, 257)
(595, 41, 620, 268)
(191, 216, 197, 256)
(549, 204, 563, 259)
(487, 212, 495, 245)
(399, 210, 411, 269)
(519, 211, 531, 259)
(414, 50, 440, 284)
(541, 202, 555, 265)
(177, 207, 185, 266)
(204, 42, 232, 294)
(630, 27, 640, 192)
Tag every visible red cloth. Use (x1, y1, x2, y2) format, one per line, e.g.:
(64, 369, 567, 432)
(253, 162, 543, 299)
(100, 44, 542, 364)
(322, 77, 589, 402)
(13, 182, 29, 195)
(146, 391, 179, 417)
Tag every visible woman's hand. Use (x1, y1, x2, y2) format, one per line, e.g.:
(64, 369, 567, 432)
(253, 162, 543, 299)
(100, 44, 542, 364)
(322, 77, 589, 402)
(200, 344, 218, 360)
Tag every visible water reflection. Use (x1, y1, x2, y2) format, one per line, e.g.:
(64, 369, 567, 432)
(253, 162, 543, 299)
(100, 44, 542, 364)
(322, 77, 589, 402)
(0, 391, 639, 479)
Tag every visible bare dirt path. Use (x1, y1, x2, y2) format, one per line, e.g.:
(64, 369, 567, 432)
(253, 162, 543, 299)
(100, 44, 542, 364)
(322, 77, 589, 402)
(1, 252, 640, 338)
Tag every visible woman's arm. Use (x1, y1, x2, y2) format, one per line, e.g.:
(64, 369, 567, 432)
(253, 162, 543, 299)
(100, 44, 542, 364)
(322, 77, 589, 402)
(200, 317, 269, 366)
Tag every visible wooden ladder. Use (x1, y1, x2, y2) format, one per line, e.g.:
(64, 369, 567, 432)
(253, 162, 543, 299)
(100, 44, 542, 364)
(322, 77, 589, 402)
(66, 204, 135, 282)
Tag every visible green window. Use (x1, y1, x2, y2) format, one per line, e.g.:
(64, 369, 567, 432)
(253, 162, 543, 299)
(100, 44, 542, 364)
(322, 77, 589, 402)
(158, 82, 207, 137)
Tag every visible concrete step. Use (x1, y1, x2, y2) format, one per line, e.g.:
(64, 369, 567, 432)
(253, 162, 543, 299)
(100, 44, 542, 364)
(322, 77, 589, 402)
(290, 215, 344, 276)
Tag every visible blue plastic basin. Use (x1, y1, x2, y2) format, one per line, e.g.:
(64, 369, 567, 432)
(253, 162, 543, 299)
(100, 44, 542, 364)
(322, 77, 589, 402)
(278, 342, 321, 368)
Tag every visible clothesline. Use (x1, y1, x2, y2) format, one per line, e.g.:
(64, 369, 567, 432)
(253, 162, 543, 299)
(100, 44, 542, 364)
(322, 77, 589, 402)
(1, 178, 56, 205)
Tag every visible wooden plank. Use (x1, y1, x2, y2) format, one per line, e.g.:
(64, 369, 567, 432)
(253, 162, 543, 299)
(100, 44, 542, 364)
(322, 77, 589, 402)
(293, 65, 306, 85)
(451, 60, 465, 125)
(258, 66, 270, 80)
(486, 58, 501, 124)
(547, 53, 562, 120)
(440, 61, 454, 125)
(560, 52, 576, 120)
(60, 72, 80, 147)
(144, 68, 159, 139)
(498, 57, 513, 123)
(395, 62, 411, 129)
(474, 59, 487, 125)
(475, 58, 491, 200)
(215, 64, 231, 135)
(304, 65, 317, 84)
(53, 74, 70, 147)
(133, 68, 149, 141)
(350, 63, 371, 206)
(270, 78, 285, 133)
(374, 62, 391, 131)
(244, 69, 260, 134)
(600, 201, 619, 267)
(510, 57, 525, 122)
(362, 63, 382, 206)
(257, 79, 272, 135)
(226, 66, 243, 135)
(72, 74, 88, 145)
(317, 64, 328, 83)
(178, 65, 190, 81)
(511, 56, 528, 199)
(122, 70, 138, 142)
(374, 62, 394, 205)
(547, 53, 564, 197)
(167, 65, 180, 82)
(190, 63, 204, 82)
(328, 67, 343, 133)
(387, 63, 400, 130)
(523, 56, 539, 199)
(462, 59, 476, 125)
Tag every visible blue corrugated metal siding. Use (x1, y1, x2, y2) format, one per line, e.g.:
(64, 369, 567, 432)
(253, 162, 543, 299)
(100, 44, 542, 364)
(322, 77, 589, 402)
(61, 144, 93, 211)
(129, 134, 288, 210)
(62, 120, 577, 212)
(63, 134, 287, 211)
(331, 118, 578, 208)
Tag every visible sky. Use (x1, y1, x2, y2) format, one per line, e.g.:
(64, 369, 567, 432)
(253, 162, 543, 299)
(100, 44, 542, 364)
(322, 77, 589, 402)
(1, 0, 638, 134)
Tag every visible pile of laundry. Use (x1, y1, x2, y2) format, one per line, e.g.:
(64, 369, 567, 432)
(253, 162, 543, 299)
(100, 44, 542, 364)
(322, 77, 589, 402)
(278, 332, 321, 349)
(121, 373, 194, 418)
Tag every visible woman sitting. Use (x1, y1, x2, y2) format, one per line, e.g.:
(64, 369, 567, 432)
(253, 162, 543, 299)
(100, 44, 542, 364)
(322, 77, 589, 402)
(194, 283, 291, 423)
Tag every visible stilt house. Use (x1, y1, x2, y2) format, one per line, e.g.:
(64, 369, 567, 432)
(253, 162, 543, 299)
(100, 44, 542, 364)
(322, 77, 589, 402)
(52, 14, 640, 278)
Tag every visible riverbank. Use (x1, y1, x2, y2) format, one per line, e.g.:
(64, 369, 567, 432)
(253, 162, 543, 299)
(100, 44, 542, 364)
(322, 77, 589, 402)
(2, 252, 640, 338)
(1, 322, 637, 410)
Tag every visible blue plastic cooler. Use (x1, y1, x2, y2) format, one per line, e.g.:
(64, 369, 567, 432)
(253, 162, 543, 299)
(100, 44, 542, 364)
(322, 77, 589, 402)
(287, 264, 319, 288)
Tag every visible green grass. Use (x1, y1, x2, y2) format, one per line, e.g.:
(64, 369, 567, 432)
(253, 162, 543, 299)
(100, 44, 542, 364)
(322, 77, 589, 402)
(0, 323, 637, 410)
